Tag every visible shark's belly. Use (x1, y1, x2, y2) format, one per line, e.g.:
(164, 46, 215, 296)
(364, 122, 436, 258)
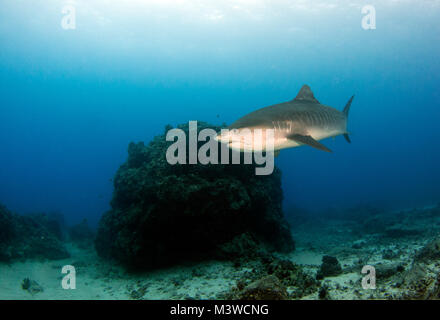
(308, 127, 341, 141)
(226, 127, 343, 152)
(274, 138, 300, 150)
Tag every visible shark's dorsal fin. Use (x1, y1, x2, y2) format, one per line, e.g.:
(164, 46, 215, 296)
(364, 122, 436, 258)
(293, 85, 320, 104)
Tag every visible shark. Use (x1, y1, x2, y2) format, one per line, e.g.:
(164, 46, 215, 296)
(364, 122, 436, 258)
(216, 85, 354, 155)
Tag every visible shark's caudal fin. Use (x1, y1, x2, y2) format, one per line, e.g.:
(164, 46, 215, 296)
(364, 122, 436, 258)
(343, 95, 354, 143)
(343, 95, 354, 117)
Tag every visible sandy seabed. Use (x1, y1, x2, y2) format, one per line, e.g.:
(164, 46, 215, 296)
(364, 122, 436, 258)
(1, 205, 439, 300)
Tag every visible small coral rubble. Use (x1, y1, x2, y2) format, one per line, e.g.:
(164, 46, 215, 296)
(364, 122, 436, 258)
(235, 275, 288, 300)
(223, 257, 319, 299)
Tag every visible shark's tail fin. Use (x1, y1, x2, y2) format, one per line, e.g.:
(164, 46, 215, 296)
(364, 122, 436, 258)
(343, 95, 354, 143)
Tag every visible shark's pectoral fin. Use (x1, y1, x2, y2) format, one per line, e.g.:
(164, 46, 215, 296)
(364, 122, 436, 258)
(288, 134, 332, 153)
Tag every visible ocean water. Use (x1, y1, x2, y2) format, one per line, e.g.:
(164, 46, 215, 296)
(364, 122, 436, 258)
(1, 0, 440, 300)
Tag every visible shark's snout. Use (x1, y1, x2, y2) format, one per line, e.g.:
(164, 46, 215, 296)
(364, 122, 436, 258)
(215, 128, 271, 152)
(215, 129, 239, 144)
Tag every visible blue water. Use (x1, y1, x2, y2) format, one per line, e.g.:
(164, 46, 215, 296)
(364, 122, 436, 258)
(0, 1, 439, 227)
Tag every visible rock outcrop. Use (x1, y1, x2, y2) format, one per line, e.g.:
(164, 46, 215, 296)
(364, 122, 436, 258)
(316, 255, 342, 279)
(96, 122, 294, 269)
(0, 204, 69, 262)
(68, 218, 95, 249)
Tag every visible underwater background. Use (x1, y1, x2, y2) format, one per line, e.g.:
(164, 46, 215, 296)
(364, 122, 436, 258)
(1, 0, 440, 300)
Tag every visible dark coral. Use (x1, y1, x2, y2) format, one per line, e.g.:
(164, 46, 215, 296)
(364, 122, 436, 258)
(21, 278, 44, 295)
(374, 263, 405, 280)
(400, 263, 440, 299)
(415, 237, 440, 263)
(266, 259, 319, 298)
(318, 285, 329, 300)
(224, 258, 318, 300)
(316, 255, 342, 279)
(235, 275, 288, 300)
(0, 204, 69, 262)
(95, 122, 294, 269)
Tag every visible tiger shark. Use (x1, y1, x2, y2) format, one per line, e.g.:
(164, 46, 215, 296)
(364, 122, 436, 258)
(216, 85, 354, 155)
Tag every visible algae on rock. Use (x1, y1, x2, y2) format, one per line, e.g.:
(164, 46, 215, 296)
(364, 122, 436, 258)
(0, 204, 70, 262)
(96, 122, 294, 269)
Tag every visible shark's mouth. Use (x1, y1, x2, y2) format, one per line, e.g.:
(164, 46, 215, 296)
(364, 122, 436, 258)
(215, 127, 278, 153)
